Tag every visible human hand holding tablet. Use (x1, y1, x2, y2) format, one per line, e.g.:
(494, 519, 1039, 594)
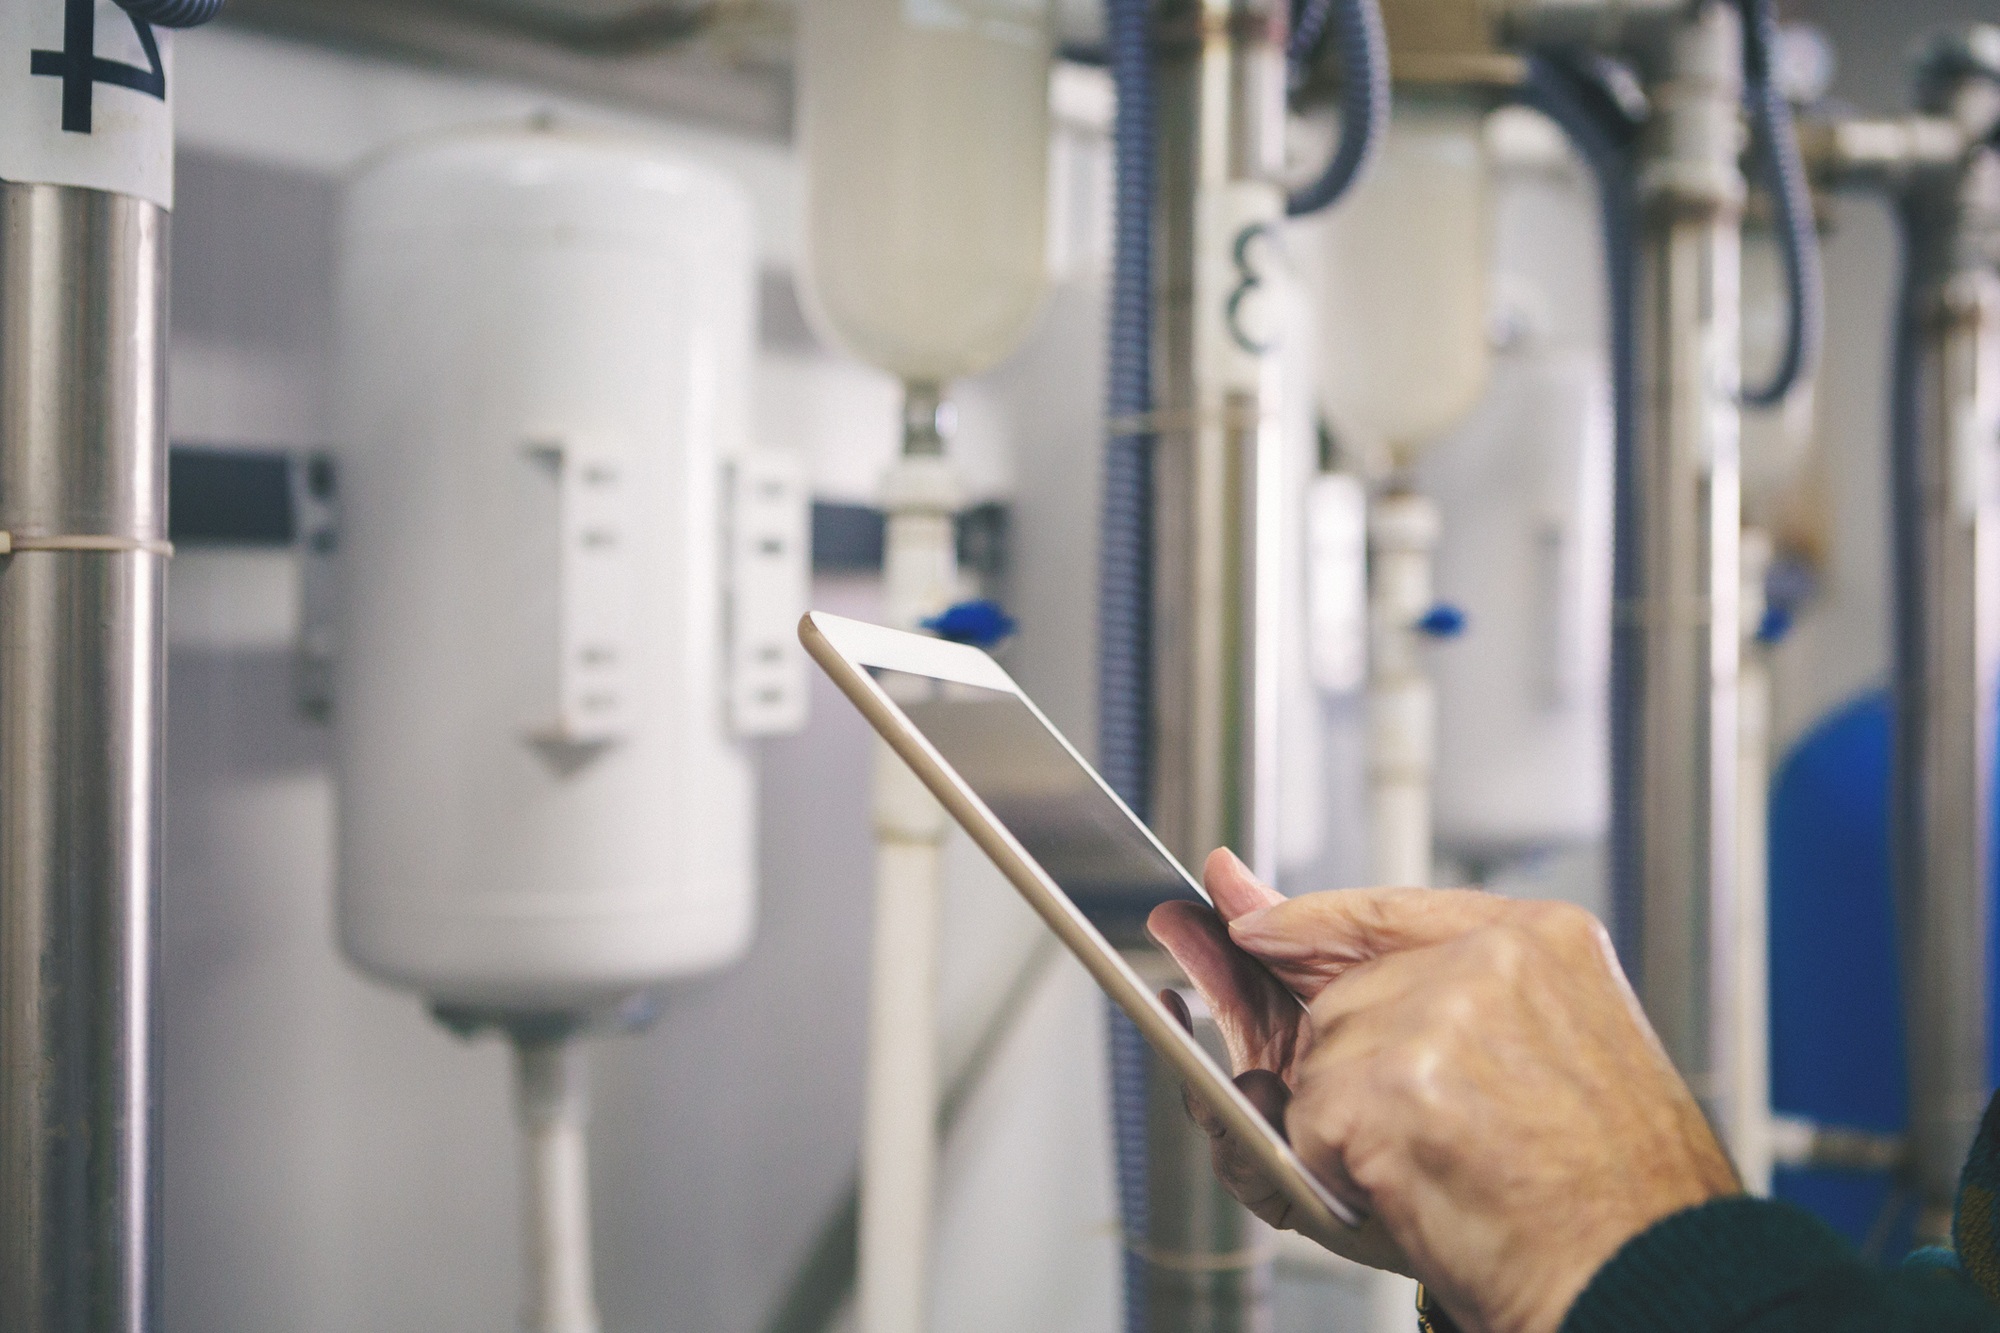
(799, 610, 1405, 1267)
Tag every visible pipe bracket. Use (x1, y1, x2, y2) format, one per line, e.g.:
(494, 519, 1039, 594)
(0, 531, 172, 557)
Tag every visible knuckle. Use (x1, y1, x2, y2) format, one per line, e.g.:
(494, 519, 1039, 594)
(1467, 922, 1531, 982)
(1525, 900, 1609, 955)
(1373, 1042, 1443, 1106)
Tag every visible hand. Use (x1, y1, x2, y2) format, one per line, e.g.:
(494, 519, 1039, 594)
(1148, 851, 1740, 1333)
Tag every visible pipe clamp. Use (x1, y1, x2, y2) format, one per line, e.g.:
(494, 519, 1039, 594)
(0, 531, 172, 558)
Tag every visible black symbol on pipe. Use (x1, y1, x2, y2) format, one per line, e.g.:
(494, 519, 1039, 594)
(30, 0, 166, 135)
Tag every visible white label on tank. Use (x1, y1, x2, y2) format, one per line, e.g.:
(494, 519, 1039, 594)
(0, 1, 173, 209)
(1306, 472, 1369, 695)
(903, 0, 1046, 47)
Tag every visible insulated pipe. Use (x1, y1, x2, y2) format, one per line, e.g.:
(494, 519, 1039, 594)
(0, 182, 169, 1333)
(1133, 0, 1290, 1326)
(1888, 83, 2000, 1241)
(513, 1033, 602, 1333)
(858, 384, 961, 1333)
(1617, 2, 1746, 1132)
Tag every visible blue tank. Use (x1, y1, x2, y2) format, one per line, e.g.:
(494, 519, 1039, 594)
(1767, 689, 2000, 1259)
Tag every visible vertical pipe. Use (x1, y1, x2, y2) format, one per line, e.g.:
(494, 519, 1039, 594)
(1619, 2, 1745, 1132)
(0, 183, 168, 1333)
(514, 1033, 602, 1333)
(1890, 133, 2000, 1242)
(1141, 0, 1287, 1327)
(1367, 493, 1439, 888)
(0, 182, 168, 1328)
(1732, 529, 1774, 1194)
(859, 383, 960, 1333)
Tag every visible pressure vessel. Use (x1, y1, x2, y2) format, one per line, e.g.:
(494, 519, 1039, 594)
(333, 126, 759, 1012)
(797, 0, 1052, 382)
(1422, 106, 1612, 859)
(1292, 93, 1494, 469)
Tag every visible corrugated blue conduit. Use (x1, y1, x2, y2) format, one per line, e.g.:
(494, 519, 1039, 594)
(1098, 2, 1386, 1328)
(1101, 0, 1158, 1326)
(1735, 0, 1825, 408)
(1285, 0, 1391, 217)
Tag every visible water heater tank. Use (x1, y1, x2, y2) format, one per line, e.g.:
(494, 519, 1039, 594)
(797, 0, 1052, 382)
(333, 127, 759, 1012)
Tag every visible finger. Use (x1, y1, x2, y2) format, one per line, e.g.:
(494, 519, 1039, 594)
(1202, 848, 1286, 923)
(1149, 901, 1306, 1073)
(1197, 1073, 1405, 1270)
(1235, 1067, 1290, 1132)
(1227, 887, 1515, 991)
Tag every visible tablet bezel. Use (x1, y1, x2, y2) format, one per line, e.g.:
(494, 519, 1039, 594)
(799, 610, 1360, 1237)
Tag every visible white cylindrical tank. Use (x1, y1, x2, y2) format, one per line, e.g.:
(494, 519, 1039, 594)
(1422, 107, 1613, 860)
(797, 0, 1052, 382)
(334, 127, 759, 1012)
(1291, 93, 1493, 470)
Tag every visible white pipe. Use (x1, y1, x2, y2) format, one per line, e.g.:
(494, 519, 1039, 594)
(859, 398, 962, 1333)
(1731, 529, 1775, 1194)
(1368, 492, 1442, 887)
(1360, 490, 1437, 1330)
(513, 1034, 601, 1333)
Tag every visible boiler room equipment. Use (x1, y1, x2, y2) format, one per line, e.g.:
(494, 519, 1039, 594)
(333, 124, 806, 1333)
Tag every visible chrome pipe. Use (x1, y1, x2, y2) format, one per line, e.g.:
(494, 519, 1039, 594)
(0, 182, 169, 1333)
(1889, 105, 2000, 1241)
(1137, 0, 1288, 1327)
(1617, 2, 1745, 1127)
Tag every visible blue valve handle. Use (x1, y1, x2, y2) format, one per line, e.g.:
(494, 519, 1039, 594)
(1416, 604, 1467, 640)
(922, 599, 1017, 649)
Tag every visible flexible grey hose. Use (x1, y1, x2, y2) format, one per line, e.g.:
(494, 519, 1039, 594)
(1286, 0, 1391, 216)
(1736, 0, 1824, 408)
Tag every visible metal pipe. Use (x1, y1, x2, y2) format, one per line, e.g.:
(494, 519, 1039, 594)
(1616, 1, 1745, 1132)
(0, 182, 169, 1333)
(1138, 0, 1288, 1326)
(1888, 98, 2000, 1242)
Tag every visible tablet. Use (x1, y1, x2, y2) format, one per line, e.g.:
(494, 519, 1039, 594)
(799, 610, 1360, 1237)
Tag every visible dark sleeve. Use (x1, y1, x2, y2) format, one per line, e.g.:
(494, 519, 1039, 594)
(1560, 1198, 2000, 1333)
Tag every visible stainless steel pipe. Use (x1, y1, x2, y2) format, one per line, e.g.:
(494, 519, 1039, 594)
(1136, 0, 1288, 1327)
(1888, 52, 2000, 1239)
(0, 181, 169, 1333)
(1619, 2, 1745, 1128)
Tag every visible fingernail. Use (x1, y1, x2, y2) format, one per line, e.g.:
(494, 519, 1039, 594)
(1160, 988, 1194, 1035)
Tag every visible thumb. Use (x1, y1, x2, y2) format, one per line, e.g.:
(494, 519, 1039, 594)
(1227, 887, 1511, 994)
